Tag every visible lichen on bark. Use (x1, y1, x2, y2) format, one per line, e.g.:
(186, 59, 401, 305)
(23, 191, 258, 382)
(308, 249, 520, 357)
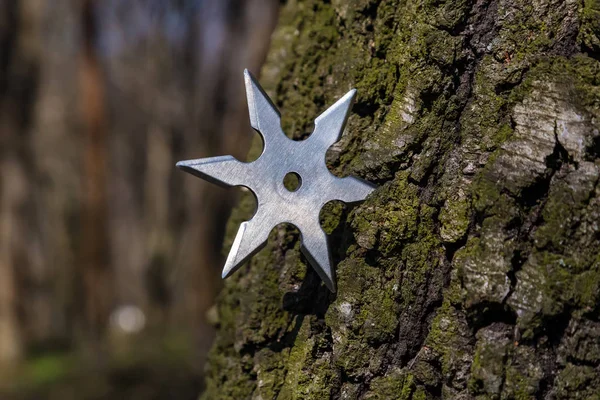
(202, 0, 600, 398)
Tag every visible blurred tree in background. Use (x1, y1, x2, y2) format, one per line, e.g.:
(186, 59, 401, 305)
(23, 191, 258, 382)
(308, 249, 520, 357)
(0, 0, 278, 398)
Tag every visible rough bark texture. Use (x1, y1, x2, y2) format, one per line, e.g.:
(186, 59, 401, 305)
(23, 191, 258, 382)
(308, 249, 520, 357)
(203, 0, 600, 398)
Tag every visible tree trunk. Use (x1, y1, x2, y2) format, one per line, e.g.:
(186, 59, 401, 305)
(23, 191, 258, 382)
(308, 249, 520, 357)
(79, 0, 113, 341)
(202, 0, 600, 398)
(0, 0, 42, 363)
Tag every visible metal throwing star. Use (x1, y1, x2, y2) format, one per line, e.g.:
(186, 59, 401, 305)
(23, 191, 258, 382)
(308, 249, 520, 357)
(176, 70, 376, 292)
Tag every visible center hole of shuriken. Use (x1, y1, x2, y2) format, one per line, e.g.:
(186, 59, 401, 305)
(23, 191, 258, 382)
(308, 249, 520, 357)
(283, 172, 302, 192)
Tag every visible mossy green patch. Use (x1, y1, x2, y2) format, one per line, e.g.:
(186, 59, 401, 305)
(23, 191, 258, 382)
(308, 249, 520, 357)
(279, 317, 335, 400)
(439, 194, 471, 243)
(352, 172, 420, 254)
(426, 301, 470, 379)
(554, 363, 600, 398)
(579, 0, 600, 53)
(365, 370, 417, 399)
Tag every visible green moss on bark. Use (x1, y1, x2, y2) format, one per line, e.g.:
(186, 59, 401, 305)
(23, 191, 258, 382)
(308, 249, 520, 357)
(202, 0, 600, 398)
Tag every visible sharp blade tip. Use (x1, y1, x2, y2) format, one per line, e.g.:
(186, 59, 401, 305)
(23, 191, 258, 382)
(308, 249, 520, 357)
(325, 278, 337, 293)
(244, 68, 256, 84)
(221, 253, 239, 279)
(341, 88, 357, 103)
(222, 252, 245, 280)
(176, 160, 196, 173)
(318, 265, 336, 293)
(221, 222, 249, 279)
(221, 266, 233, 279)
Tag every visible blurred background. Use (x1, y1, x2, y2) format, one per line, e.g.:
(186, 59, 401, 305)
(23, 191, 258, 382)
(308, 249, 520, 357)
(0, 0, 279, 398)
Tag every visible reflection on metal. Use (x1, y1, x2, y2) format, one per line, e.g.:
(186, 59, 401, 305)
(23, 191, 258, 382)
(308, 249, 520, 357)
(177, 70, 375, 292)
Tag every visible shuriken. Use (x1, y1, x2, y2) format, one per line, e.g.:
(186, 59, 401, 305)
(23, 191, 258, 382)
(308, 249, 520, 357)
(176, 70, 376, 292)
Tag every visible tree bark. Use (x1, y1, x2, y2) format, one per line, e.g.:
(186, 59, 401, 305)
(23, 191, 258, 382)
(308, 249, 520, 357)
(202, 0, 600, 398)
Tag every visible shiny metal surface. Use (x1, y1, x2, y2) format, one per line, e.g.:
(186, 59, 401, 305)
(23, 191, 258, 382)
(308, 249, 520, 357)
(176, 70, 375, 292)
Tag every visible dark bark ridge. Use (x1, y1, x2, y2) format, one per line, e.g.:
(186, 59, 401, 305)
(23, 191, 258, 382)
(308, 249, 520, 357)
(203, 0, 600, 398)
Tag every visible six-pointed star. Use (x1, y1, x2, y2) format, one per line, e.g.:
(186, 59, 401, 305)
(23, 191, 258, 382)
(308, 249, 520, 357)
(177, 70, 375, 292)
